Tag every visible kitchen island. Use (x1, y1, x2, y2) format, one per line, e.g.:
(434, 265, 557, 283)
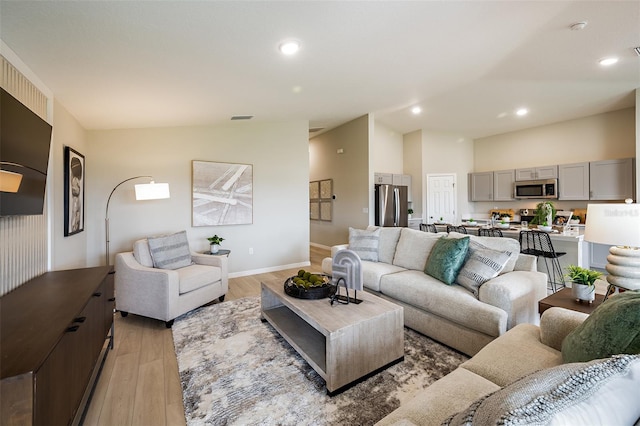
(434, 224, 590, 283)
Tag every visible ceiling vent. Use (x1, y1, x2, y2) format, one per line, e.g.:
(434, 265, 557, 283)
(231, 115, 254, 120)
(634, 47, 640, 56)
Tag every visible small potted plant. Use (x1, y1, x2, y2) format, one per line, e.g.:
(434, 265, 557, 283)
(569, 215, 581, 224)
(566, 265, 602, 303)
(467, 217, 478, 226)
(408, 208, 414, 219)
(207, 235, 225, 254)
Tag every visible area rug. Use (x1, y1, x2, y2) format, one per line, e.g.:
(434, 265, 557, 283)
(172, 296, 468, 426)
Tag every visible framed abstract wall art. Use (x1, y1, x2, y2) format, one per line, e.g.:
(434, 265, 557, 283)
(64, 146, 85, 236)
(192, 160, 253, 226)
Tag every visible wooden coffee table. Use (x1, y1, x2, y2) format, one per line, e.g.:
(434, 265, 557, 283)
(538, 287, 605, 316)
(260, 279, 404, 395)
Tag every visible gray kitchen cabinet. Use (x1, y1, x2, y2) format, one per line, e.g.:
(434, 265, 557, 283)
(558, 162, 590, 200)
(493, 169, 515, 201)
(469, 172, 493, 201)
(589, 158, 635, 200)
(515, 165, 558, 181)
(374, 173, 393, 185)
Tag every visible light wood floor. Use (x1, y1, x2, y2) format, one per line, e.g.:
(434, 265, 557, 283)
(83, 246, 329, 426)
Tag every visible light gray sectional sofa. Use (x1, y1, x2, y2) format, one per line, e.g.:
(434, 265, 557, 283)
(322, 227, 548, 356)
(376, 306, 640, 425)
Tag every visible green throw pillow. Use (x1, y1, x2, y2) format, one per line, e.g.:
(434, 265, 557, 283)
(424, 236, 470, 285)
(562, 291, 640, 363)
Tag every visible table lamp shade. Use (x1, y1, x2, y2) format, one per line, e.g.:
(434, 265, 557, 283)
(583, 202, 640, 293)
(583, 203, 640, 248)
(134, 182, 170, 201)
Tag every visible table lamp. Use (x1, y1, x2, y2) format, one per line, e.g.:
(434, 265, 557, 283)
(583, 200, 640, 300)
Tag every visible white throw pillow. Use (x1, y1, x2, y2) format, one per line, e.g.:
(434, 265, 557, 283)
(147, 230, 192, 270)
(456, 241, 511, 296)
(348, 227, 380, 262)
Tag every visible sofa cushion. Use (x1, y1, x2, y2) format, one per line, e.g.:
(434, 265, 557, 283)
(461, 323, 563, 388)
(133, 239, 154, 268)
(177, 264, 222, 294)
(562, 291, 640, 363)
(147, 230, 193, 270)
(368, 226, 402, 264)
(393, 228, 442, 271)
(424, 236, 470, 285)
(360, 260, 406, 292)
(448, 232, 520, 273)
(380, 270, 506, 337)
(445, 355, 640, 426)
(375, 368, 499, 426)
(456, 244, 510, 297)
(349, 227, 380, 261)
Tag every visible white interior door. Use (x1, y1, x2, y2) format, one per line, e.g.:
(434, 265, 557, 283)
(426, 174, 457, 224)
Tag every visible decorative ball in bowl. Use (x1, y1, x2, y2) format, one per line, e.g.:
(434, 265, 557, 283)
(496, 223, 510, 229)
(538, 225, 553, 232)
(569, 219, 580, 224)
(466, 221, 478, 226)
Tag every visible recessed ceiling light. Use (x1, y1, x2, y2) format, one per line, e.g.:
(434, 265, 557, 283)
(279, 40, 300, 55)
(411, 106, 422, 115)
(599, 57, 618, 66)
(516, 108, 528, 116)
(569, 21, 587, 31)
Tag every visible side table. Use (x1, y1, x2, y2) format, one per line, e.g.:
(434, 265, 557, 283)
(203, 249, 231, 257)
(538, 287, 605, 316)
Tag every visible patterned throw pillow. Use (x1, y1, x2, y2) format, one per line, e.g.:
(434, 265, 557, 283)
(443, 355, 640, 426)
(147, 230, 192, 270)
(562, 291, 640, 363)
(348, 227, 381, 262)
(456, 241, 511, 297)
(424, 236, 470, 285)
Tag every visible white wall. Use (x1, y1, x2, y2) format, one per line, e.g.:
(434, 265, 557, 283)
(474, 108, 636, 172)
(85, 121, 310, 277)
(51, 100, 89, 270)
(421, 131, 474, 223)
(403, 130, 422, 215)
(372, 121, 404, 174)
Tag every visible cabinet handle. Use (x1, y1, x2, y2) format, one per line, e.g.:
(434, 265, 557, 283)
(93, 292, 102, 297)
(108, 270, 116, 275)
(74, 317, 86, 323)
(66, 325, 80, 332)
(108, 297, 116, 302)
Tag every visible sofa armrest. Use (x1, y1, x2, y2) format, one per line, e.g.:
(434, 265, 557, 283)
(479, 270, 548, 329)
(539, 307, 588, 351)
(114, 252, 180, 321)
(331, 244, 349, 258)
(514, 254, 537, 272)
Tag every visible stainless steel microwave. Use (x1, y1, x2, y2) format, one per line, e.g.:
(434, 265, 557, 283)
(514, 179, 558, 199)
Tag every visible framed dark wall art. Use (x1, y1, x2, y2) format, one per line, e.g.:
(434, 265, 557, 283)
(64, 146, 85, 236)
(192, 160, 253, 226)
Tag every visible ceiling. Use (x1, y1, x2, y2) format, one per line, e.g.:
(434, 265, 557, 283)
(1, 1, 639, 139)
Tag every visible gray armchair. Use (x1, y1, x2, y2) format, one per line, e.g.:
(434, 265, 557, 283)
(115, 237, 228, 328)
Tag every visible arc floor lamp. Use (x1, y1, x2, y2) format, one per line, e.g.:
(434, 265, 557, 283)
(105, 176, 170, 265)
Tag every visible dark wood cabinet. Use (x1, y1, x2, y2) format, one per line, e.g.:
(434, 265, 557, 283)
(1, 266, 114, 426)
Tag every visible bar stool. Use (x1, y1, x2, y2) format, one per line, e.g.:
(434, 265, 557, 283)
(446, 225, 467, 234)
(519, 230, 566, 292)
(478, 228, 503, 237)
(420, 223, 438, 233)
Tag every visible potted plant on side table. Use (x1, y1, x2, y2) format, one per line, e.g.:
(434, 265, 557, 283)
(207, 235, 225, 254)
(566, 265, 602, 303)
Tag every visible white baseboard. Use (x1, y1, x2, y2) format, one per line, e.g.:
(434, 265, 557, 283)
(228, 261, 310, 279)
(310, 242, 331, 250)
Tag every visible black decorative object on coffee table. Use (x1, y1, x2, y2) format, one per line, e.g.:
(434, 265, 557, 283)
(284, 273, 335, 299)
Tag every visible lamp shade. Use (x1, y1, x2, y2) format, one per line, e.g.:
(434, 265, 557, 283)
(134, 182, 170, 200)
(583, 203, 640, 247)
(0, 169, 23, 193)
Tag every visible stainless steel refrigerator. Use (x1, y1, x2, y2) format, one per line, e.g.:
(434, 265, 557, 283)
(375, 184, 408, 227)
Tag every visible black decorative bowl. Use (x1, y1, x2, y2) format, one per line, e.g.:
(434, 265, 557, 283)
(284, 274, 336, 299)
